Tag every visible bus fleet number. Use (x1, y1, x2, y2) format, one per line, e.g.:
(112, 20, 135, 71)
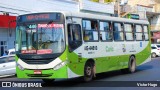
(84, 46, 98, 51)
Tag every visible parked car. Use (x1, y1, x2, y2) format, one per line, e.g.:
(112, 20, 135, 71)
(151, 46, 160, 58)
(151, 44, 160, 49)
(0, 55, 16, 77)
(7, 48, 15, 55)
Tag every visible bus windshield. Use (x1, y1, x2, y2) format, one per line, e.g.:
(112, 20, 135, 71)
(16, 22, 65, 55)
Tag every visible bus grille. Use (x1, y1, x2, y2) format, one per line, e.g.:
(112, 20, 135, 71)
(27, 74, 52, 77)
(22, 59, 53, 64)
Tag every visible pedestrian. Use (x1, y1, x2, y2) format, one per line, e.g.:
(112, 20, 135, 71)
(3, 51, 8, 56)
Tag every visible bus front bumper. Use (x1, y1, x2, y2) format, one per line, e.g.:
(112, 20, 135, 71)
(16, 65, 68, 79)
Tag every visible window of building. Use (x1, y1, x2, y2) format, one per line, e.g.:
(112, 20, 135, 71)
(124, 24, 134, 41)
(0, 41, 7, 56)
(99, 21, 112, 41)
(143, 25, 149, 40)
(135, 25, 143, 40)
(82, 20, 98, 41)
(113, 22, 124, 41)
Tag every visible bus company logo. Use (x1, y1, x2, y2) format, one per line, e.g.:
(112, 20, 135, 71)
(2, 82, 11, 87)
(106, 46, 114, 52)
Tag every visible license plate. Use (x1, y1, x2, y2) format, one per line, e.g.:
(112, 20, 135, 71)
(34, 70, 42, 74)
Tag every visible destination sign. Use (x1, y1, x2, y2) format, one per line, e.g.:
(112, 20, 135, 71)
(18, 13, 61, 22)
(27, 14, 49, 21)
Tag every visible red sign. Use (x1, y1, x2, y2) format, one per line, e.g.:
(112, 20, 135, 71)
(21, 49, 52, 54)
(37, 49, 52, 54)
(38, 24, 63, 28)
(0, 15, 16, 28)
(21, 50, 36, 54)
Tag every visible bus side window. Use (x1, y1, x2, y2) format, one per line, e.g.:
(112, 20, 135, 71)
(143, 25, 149, 40)
(124, 23, 134, 41)
(99, 21, 112, 41)
(135, 24, 143, 41)
(91, 21, 98, 30)
(113, 22, 124, 41)
(68, 24, 82, 52)
(82, 20, 98, 41)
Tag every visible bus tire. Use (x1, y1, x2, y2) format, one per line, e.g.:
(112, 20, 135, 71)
(84, 62, 94, 82)
(42, 79, 55, 83)
(128, 56, 136, 73)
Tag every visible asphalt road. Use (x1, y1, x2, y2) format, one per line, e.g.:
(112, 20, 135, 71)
(1, 57, 160, 90)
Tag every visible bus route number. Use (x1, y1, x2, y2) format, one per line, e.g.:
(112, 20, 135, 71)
(84, 46, 98, 51)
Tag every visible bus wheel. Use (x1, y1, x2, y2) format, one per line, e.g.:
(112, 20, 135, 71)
(42, 79, 55, 83)
(128, 56, 136, 73)
(84, 62, 94, 82)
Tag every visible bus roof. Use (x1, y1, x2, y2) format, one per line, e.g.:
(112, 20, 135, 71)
(63, 12, 149, 25)
(18, 11, 149, 25)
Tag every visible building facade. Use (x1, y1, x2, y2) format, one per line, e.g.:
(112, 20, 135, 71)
(127, 0, 160, 43)
(0, 14, 16, 56)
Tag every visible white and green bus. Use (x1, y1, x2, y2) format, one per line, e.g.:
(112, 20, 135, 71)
(15, 12, 151, 82)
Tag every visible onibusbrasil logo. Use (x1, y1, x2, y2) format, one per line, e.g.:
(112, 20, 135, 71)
(1, 82, 42, 88)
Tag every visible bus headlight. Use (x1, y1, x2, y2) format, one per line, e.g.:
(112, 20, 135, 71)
(53, 61, 67, 70)
(16, 63, 25, 71)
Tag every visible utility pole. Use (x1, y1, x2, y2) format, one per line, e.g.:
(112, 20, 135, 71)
(117, 0, 121, 17)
